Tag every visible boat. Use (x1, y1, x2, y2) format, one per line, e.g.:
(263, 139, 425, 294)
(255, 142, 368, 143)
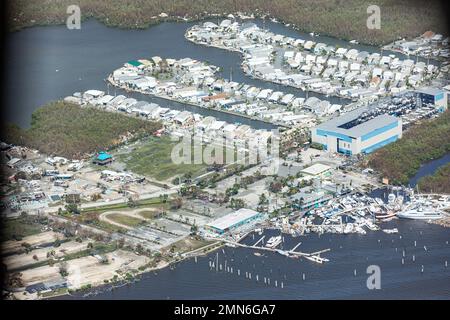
(276, 249, 290, 257)
(383, 228, 398, 234)
(375, 211, 397, 220)
(343, 223, 354, 234)
(388, 193, 396, 204)
(397, 206, 443, 220)
(265, 236, 282, 248)
(225, 243, 237, 248)
(349, 40, 359, 44)
(253, 252, 262, 257)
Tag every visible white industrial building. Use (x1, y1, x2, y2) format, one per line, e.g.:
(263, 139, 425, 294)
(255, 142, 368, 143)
(206, 208, 262, 234)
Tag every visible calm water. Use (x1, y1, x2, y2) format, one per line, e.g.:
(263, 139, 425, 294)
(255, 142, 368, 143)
(409, 153, 450, 187)
(56, 221, 450, 300)
(8, 18, 431, 128)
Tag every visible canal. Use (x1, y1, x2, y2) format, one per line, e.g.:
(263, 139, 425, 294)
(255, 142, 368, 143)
(6, 18, 428, 129)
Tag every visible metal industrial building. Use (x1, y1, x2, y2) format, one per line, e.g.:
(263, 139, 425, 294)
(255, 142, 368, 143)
(311, 108, 402, 155)
(206, 208, 262, 234)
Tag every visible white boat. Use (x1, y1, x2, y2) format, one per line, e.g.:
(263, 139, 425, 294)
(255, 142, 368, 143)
(383, 228, 398, 234)
(388, 193, 396, 204)
(276, 249, 290, 257)
(397, 206, 443, 220)
(365, 221, 379, 231)
(265, 236, 282, 248)
(343, 223, 354, 234)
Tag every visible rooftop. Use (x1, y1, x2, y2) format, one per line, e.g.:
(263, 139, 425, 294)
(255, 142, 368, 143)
(207, 208, 260, 231)
(301, 163, 332, 176)
(315, 107, 399, 138)
(96, 152, 112, 161)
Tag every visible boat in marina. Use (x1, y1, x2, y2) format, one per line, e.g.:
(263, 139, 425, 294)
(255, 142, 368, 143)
(383, 228, 398, 234)
(397, 206, 443, 220)
(265, 236, 282, 248)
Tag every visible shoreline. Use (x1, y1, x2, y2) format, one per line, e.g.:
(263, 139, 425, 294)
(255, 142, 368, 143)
(34, 240, 224, 300)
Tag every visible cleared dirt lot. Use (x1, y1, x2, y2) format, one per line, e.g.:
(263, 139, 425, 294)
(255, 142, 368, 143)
(65, 249, 150, 288)
(4, 240, 88, 271)
(19, 249, 149, 289)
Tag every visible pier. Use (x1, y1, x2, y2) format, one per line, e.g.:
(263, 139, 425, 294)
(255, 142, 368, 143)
(222, 238, 330, 264)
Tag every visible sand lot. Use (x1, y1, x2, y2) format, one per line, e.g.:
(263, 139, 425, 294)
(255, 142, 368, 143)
(19, 249, 149, 290)
(4, 240, 88, 271)
(20, 264, 63, 286)
(65, 249, 150, 288)
(2, 231, 64, 255)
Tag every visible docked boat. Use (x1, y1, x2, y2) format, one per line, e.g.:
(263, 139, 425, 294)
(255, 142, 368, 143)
(397, 206, 443, 220)
(383, 228, 398, 234)
(265, 236, 282, 248)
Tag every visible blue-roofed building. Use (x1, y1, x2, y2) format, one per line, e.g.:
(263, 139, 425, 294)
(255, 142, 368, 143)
(126, 60, 143, 68)
(93, 151, 113, 165)
(415, 87, 448, 112)
(311, 107, 402, 155)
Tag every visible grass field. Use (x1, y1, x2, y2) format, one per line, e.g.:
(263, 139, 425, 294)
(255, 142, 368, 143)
(138, 210, 161, 220)
(117, 136, 208, 181)
(107, 214, 146, 227)
(1, 217, 43, 242)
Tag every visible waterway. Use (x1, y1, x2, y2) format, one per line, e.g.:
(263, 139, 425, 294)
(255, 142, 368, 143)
(409, 153, 450, 188)
(5, 18, 434, 128)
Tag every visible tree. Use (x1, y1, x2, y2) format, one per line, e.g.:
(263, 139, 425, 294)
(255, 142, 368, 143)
(171, 197, 183, 210)
(65, 203, 80, 215)
(258, 193, 268, 205)
(59, 262, 69, 277)
(269, 181, 283, 193)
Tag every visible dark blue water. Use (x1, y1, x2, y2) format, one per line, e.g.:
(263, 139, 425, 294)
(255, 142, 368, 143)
(409, 153, 450, 187)
(55, 221, 449, 299)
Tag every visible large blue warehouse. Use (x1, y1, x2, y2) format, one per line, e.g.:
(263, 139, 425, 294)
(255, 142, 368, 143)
(311, 108, 402, 155)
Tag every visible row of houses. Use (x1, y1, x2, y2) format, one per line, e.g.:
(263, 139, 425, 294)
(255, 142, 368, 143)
(186, 20, 439, 100)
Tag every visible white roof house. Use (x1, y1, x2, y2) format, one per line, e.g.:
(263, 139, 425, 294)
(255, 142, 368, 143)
(335, 47, 348, 57)
(300, 163, 332, 176)
(173, 111, 193, 125)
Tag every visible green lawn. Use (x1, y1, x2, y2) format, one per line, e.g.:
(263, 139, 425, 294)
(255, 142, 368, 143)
(107, 214, 146, 227)
(117, 136, 208, 181)
(1, 216, 44, 242)
(138, 210, 160, 219)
